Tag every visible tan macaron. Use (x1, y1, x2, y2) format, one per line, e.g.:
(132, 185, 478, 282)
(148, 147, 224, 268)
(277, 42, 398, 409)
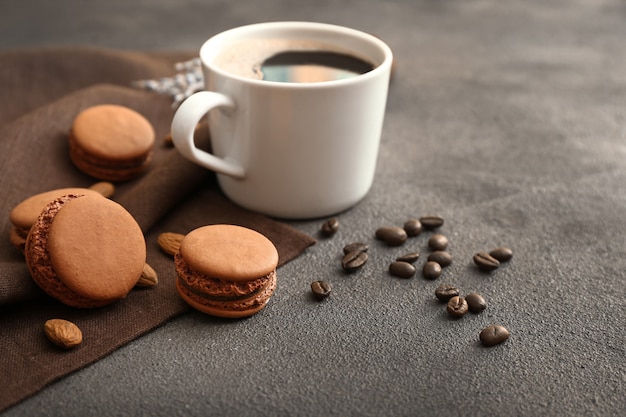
(69, 104, 155, 182)
(25, 194, 146, 308)
(175, 224, 279, 318)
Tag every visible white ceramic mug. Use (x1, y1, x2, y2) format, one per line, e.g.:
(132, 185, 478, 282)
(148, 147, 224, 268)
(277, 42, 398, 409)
(171, 22, 392, 219)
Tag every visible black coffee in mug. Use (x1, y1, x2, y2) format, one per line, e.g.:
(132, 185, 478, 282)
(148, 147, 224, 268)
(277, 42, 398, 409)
(260, 50, 374, 83)
(213, 38, 376, 83)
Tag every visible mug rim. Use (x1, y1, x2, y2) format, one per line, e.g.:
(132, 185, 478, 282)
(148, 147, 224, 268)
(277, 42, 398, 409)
(199, 21, 393, 88)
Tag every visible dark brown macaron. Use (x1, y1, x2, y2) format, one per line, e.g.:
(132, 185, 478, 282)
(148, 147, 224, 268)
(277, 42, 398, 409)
(9, 187, 104, 253)
(25, 194, 146, 308)
(69, 104, 155, 182)
(175, 224, 279, 319)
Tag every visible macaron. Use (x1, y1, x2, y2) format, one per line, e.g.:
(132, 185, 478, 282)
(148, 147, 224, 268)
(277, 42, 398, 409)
(9, 187, 105, 253)
(25, 194, 146, 308)
(175, 224, 279, 318)
(69, 104, 155, 182)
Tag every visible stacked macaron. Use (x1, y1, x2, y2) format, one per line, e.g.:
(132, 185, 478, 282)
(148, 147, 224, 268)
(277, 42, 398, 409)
(69, 104, 155, 182)
(175, 224, 279, 318)
(25, 194, 146, 308)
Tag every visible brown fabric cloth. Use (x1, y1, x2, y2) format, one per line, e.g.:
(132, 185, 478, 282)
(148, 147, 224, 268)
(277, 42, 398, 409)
(0, 47, 316, 412)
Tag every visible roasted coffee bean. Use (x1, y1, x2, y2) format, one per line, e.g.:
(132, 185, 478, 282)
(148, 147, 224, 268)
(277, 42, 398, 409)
(343, 242, 369, 255)
(434, 284, 460, 302)
(489, 247, 513, 262)
(473, 252, 500, 271)
(320, 217, 339, 236)
(446, 296, 468, 318)
(427, 251, 452, 267)
(422, 261, 442, 280)
(403, 219, 423, 237)
(375, 226, 408, 246)
(479, 325, 510, 347)
(389, 261, 416, 278)
(311, 280, 332, 300)
(396, 251, 419, 264)
(342, 250, 368, 273)
(419, 215, 444, 230)
(428, 234, 449, 251)
(465, 292, 487, 313)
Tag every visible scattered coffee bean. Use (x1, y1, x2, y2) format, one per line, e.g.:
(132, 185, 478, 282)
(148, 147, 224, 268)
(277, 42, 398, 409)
(446, 296, 468, 318)
(427, 251, 452, 267)
(473, 252, 500, 271)
(320, 217, 339, 236)
(479, 325, 510, 347)
(396, 251, 419, 264)
(343, 242, 369, 255)
(389, 261, 416, 278)
(428, 234, 449, 251)
(465, 292, 487, 313)
(419, 215, 444, 230)
(342, 250, 368, 273)
(311, 280, 332, 300)
(489, 247, 513, 262)
(403, 219, 423, 237)
(422, 261, 442, 280)
(375, 226, 408, 246)
(435, 284, 460, 302)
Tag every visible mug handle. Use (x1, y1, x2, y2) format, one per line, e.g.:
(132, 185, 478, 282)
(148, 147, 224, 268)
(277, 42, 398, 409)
(171, 91, 245, 178)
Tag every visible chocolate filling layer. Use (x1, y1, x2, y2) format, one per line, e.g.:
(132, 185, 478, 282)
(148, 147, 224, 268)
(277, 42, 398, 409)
(176, 272, 276, 313)
(174, 251, 272, 300)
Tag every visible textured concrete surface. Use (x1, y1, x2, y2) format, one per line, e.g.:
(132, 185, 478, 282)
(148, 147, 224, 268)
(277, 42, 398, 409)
(2, 0, 625, 416)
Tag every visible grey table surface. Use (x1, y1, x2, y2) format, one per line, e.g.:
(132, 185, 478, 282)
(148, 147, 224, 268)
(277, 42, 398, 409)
(2, 0, 625, 416)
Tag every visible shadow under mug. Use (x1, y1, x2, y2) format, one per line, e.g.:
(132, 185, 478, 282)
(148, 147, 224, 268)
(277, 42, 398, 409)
(171, 21, 393, 219)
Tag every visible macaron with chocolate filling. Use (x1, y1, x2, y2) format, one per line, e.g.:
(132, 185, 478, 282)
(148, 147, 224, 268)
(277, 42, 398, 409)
(175, 224, 279, 318)
(9, 187, 105, 253)
(69, 104, 155, 182)
(25, 194, 146, 308)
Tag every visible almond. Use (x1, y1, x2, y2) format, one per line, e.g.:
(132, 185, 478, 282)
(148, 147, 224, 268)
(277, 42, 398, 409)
(157, 232, 185, 256)
(44, 319, 83, 349)
(88, 181, 115, 198)
(136, 263, 158, 287)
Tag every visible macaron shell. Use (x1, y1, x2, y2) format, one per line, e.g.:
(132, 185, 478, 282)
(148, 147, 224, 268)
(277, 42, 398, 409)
(9, 187, 103, 229)
(47, 196, 146, 301)
(176, 271, 277, 318)
(9, 227, 26, 253)
(70, 104, 155, 160)
(180, 225, 279, 282)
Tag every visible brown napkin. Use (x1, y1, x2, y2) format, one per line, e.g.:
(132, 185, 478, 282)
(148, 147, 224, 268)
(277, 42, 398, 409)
(0, 47, 316, 412)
